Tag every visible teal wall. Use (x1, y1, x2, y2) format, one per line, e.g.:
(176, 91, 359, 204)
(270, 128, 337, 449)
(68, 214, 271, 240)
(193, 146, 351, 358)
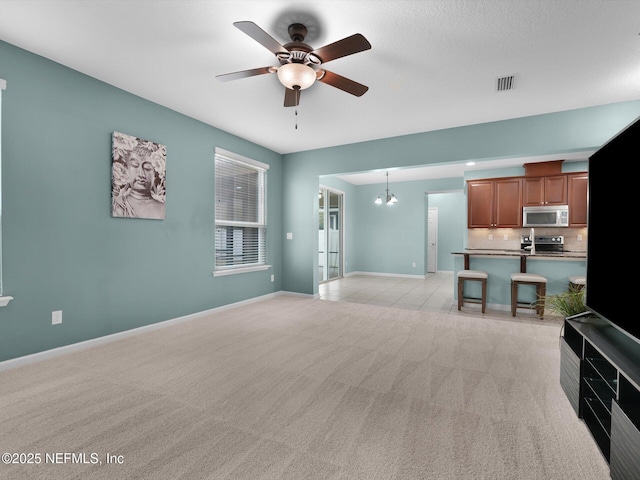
(344, 177, 463, 276)
(350, 181, 426, 276)
(0, 41, 283, 362)
(2, 36, 640, 363)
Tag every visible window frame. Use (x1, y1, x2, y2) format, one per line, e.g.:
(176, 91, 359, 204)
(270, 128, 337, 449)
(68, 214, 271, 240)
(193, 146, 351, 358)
(213, 147, 270, 277)
(0, 78, 7, 303)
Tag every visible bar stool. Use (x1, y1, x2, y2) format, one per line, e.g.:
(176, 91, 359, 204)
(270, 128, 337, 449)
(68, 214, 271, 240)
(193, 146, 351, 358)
(568, 275, 586, 291)
(510, 273, 547, 318)
(457, 270, 488, 313)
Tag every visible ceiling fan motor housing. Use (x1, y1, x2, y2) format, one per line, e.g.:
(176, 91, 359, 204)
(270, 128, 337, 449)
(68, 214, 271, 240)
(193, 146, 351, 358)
(281, 24, 320, 65)
(282, 49, 320, 67)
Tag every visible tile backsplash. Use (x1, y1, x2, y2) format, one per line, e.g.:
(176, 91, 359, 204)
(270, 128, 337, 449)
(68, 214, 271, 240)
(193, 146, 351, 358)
(467, 227, 588, 251)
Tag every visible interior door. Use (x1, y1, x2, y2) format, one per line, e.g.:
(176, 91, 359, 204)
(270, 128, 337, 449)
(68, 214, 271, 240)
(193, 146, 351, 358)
(427, 207, 437, 273)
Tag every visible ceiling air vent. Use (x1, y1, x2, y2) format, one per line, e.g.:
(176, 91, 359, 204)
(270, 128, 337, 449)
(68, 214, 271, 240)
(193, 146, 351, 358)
(496, 75, 515, 92)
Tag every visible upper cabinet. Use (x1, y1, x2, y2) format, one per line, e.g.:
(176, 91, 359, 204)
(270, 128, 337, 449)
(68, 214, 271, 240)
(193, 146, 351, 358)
(567, 172, 588, 227)
(467, 177, 522, 228)
(467, 159, 588, 229)
(522, 175, 568, 206)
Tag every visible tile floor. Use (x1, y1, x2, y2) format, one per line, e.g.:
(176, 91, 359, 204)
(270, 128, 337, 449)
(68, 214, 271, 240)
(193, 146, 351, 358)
(318, 272, 563, 325)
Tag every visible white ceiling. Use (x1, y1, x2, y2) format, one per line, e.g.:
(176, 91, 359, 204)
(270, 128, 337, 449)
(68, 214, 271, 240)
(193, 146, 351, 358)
(1, 0, 639, 183)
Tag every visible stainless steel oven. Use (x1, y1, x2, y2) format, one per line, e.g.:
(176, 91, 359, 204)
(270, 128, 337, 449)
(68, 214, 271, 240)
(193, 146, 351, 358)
(521, 235, 564, 253)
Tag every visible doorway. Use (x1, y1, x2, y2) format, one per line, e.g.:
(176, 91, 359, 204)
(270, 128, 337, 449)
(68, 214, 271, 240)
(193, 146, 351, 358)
(319, 187, 343, 283)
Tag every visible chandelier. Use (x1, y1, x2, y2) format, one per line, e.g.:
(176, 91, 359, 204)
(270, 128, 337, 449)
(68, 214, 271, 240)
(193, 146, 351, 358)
(374, 171, 398, 205)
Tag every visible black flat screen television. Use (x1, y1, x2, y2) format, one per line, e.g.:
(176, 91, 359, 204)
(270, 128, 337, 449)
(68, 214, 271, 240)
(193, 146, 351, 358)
(586, 115, 640, 345)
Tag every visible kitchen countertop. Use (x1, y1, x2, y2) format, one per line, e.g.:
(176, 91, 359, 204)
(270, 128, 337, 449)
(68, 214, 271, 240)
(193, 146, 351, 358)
(452, 249, 586, 273)
(451, 249, 586, 259)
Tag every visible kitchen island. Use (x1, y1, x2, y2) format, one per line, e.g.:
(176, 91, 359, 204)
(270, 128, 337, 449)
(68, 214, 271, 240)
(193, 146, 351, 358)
(452, 248, 586, 273)
(451, 249, 587, 311)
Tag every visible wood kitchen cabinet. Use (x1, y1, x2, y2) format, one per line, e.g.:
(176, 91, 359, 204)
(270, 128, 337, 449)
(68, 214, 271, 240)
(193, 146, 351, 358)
(568, 172, 588, 227)
(467, 177, 522, 228)
(522, 174, 568, 206)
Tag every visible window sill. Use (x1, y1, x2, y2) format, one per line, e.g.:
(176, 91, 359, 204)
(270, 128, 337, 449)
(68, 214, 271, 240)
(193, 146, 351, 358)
(0, 296, 14, 307)
(213, 264, 271, 277)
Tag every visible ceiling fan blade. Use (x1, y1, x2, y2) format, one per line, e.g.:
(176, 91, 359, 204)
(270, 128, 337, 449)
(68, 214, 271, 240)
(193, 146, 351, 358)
(318, 70, 369, 97)
(233, 21, 289, 56)
(216, 66, 273, 82)
(284, 87, 300, 107)
(311, 34, 371, 64)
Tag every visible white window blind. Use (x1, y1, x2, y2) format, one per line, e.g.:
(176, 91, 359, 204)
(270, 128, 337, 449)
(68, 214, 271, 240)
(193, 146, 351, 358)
(214, 148, 268, 274)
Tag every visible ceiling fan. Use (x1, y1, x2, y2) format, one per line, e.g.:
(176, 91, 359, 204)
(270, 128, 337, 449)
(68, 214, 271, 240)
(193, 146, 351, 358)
(216, 21, 371, 107)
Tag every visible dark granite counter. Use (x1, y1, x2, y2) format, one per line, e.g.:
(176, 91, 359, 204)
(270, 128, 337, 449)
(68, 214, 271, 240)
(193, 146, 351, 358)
(452, 248, 586, 258)
(452, 249, 586, 272)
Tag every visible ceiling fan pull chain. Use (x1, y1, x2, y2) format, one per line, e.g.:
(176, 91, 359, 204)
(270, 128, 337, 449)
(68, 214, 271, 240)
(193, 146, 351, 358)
(294, 86, 300, 130)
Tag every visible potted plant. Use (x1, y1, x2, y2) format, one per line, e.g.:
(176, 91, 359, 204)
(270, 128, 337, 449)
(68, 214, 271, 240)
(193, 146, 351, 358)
(541, 285, 587, 318)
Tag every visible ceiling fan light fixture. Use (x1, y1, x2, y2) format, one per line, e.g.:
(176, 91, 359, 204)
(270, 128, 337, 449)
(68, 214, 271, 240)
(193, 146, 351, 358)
(277, 63, 316, 90)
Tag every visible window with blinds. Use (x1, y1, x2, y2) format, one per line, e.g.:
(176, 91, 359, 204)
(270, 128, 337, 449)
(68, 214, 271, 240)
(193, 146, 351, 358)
(214, 148, 268, 275)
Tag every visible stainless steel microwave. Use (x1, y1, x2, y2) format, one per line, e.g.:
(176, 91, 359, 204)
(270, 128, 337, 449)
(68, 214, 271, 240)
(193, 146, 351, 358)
(522, 205, 569, 227)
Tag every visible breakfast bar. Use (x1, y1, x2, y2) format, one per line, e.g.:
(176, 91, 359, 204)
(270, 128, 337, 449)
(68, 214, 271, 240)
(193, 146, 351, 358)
(451, 248, 587, 310)
(452, 249, 587, 273)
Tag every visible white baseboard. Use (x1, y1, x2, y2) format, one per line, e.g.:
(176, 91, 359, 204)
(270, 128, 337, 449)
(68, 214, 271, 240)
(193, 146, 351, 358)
(280, 290, 319, 299)
(345, 271, 427, 279)
(0, 291, 287, 372)
(344, 271, 454, 279)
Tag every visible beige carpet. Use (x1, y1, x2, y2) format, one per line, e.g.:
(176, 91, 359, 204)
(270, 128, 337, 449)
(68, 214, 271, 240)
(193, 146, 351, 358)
(0, 296, 609, 479)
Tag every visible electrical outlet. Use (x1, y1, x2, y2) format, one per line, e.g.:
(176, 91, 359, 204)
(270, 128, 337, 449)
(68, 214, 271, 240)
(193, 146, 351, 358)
(270, 274, 275, 282)
(286, 232, 293, 240)
(412, 262, 416, 268)
(488, 234, 494, 240)
(577, 234, 583, 241)
(503, 234, 508, 240)
(52, 310, 62, 325)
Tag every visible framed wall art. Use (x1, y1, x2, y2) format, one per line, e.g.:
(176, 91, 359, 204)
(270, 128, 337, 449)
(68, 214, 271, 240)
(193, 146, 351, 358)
(111, 131, 166, 220)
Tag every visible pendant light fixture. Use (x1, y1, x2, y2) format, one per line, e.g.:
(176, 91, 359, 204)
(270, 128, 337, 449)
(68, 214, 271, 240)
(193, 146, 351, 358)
(375, 171, 398, 205)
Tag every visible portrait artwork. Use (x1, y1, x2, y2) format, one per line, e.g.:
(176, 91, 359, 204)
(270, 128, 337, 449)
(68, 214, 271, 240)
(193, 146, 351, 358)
(111, 131, 166, 220)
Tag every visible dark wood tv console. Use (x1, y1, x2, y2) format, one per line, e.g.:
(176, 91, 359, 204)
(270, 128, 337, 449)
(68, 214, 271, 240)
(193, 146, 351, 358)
(561, 313, 640, 479)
